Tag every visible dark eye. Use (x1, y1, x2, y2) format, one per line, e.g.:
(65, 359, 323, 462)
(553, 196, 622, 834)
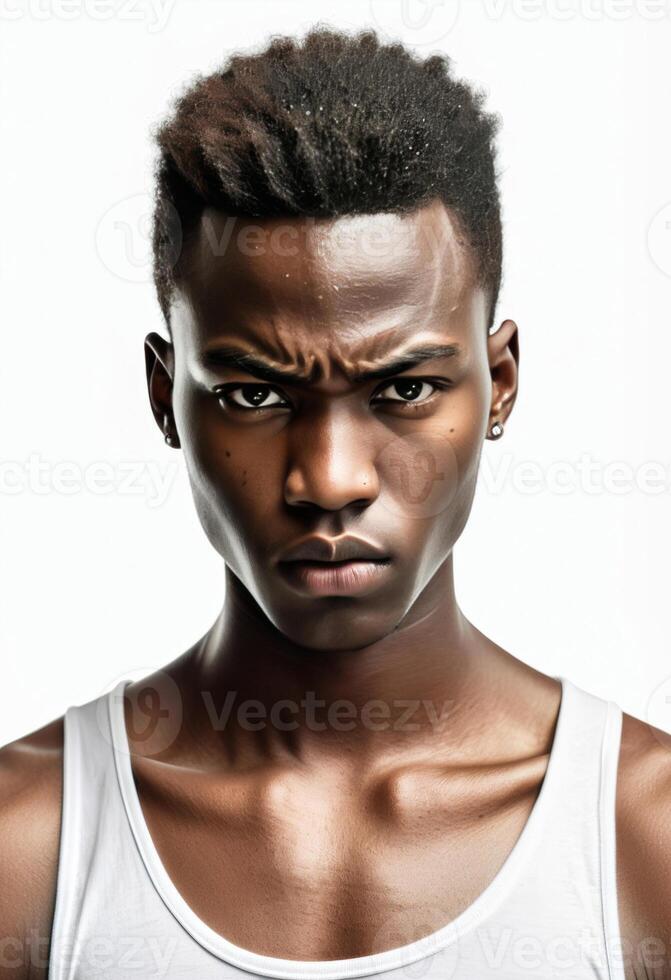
(217, 384, 289, 411)
(372, 379, 439, 405)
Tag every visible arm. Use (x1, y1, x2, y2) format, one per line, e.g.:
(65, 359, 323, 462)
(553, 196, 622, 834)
(617, 712, 671, 980)
(0, 718, 64, 980)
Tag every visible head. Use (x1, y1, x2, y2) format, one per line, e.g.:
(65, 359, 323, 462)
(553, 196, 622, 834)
(145, 27, 518, 651)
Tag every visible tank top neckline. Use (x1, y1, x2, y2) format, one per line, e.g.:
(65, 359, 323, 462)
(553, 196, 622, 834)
(108, 674, 570, 980)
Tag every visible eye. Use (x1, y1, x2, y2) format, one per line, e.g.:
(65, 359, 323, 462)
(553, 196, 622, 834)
(372, 378, 442, 405)
(215, 383, 290, 411)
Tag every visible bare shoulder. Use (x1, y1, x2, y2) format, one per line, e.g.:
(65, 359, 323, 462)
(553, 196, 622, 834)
(0, 714, 65, 979)
(616, 709, 671, 980)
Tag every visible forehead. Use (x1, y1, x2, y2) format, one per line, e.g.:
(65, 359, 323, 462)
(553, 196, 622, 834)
(171, 199, 486, 367)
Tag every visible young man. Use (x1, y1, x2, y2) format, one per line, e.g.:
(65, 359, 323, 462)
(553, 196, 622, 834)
(1, 26, 669, 980)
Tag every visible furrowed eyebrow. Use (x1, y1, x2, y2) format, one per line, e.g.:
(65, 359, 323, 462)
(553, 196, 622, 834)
(200, 343, 463, 386)
(350, 344, 463, 382)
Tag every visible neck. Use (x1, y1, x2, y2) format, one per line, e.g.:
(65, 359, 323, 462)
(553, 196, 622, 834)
(172, 557, 510, 770)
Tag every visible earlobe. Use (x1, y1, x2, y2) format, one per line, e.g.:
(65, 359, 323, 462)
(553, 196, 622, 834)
(162, 414, 180, 449)
(144, 332, 179, 445)
(486, 318, 519, 438)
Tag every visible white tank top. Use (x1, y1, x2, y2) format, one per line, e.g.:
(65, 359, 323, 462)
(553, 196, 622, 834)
(48, 675, 625, 980)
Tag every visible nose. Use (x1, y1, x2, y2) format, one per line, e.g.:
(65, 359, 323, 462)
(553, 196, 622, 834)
(284, 407, 380, 512)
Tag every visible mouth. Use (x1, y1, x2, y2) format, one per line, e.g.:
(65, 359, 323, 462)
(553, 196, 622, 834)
(277, 557, 393, 597)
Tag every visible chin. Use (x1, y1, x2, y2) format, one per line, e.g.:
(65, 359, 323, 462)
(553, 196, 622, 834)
(263, 599, 407, 653)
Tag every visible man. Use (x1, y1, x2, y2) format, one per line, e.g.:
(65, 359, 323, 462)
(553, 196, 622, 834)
(1, 26, 669, 980)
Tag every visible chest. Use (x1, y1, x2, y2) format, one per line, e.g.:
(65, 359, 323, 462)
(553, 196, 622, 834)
(130, 759, 544, 960)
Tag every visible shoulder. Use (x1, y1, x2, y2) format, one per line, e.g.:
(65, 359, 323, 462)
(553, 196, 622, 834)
(616, 709, 671, 979)
(0, 714, 65, 979)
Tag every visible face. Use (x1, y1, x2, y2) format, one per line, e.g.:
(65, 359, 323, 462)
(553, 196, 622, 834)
(145, 198, 518, 651)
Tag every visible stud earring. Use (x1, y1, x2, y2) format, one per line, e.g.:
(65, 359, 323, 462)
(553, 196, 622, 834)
(489, 420, 504, 439)
(164, 433, 174, 446)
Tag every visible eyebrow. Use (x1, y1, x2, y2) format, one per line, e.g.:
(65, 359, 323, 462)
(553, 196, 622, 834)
(201, 343, 463, 386)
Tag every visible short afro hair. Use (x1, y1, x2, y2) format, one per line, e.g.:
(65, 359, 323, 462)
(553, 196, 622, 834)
(151, 26, 503, 333)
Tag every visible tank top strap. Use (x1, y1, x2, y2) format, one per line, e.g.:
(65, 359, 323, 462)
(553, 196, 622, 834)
(547, 678, 623, 851)
(549, 677, 615, 803)
(530, 677, 624, 979)
(599, 690, 625, 980)
(49, 688, 139, 979)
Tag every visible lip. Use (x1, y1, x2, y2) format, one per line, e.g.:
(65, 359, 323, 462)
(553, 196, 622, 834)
(278, 557, 393, 597)
(277, 534, 390, 564)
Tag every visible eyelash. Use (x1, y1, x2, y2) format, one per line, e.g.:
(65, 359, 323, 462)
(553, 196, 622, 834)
(213, 378, 451, 413)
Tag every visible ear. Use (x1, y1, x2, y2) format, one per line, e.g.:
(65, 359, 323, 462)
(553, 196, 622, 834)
(144, 332, 180, 449)
(486, 318, 519, 440)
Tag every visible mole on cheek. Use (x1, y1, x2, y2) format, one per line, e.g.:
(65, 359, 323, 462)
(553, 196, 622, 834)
(225, 450, 231, 457)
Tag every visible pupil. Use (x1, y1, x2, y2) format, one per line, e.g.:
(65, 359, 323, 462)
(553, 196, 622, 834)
(396, 380, 422, 400)
(242, 385, 268, 406)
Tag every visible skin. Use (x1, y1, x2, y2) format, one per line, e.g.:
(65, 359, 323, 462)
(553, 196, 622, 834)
(1, 199, 670, 978)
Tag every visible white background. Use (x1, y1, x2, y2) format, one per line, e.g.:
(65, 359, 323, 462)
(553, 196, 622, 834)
(1, 0, 670, 745)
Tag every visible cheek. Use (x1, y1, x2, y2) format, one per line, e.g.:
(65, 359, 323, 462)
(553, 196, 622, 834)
(185, 445, 281, 575)
(375, 384, 487, 526)
(174, 387, 283, 553)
